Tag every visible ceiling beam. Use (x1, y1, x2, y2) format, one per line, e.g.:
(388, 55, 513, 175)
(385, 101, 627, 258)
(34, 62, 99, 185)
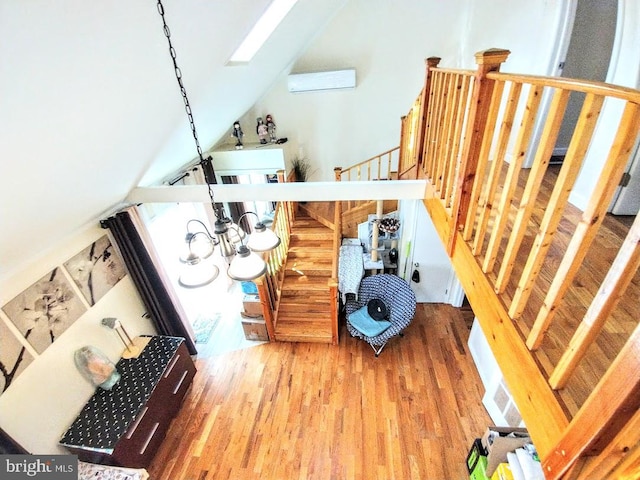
(127, 180, 427, 204)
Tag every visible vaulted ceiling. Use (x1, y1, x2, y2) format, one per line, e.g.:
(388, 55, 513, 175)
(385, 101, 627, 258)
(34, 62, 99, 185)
(0, 0, 346, 278)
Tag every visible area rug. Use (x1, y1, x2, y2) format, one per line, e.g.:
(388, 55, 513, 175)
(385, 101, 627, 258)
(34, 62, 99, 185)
(192, 313, 220, 344)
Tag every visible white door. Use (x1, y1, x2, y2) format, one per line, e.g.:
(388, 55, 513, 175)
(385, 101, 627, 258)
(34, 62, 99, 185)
(399, 200, 458, 304)
(611, 144, 640, 215)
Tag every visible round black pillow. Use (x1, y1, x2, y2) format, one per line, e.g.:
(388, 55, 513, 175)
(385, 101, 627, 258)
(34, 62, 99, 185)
(367, 298, 388, 321)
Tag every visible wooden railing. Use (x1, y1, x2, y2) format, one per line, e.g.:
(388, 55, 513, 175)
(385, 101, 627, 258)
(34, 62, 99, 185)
(329, 198, 342, 345)
(336, 147, 399, 179)
(334, 147, 399, 213)
(255, 170, 293, 341)
(403, 48, 640, 478)
(257, 168, 341, 345)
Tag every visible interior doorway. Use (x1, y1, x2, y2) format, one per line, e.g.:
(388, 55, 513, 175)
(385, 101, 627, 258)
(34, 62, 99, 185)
(553, 0, 617, 161)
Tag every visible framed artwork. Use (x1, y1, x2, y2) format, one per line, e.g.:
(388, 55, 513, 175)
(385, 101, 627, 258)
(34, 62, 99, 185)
(2, 268, 87, 354)
(63, 235, 126, 306)
(0, 320, 34, 393)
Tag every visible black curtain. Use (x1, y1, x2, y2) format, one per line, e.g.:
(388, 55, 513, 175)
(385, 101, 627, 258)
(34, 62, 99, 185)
(102, 208, 197, 355)
(0, 428, 28, 454)
(222, 175, 250, 232)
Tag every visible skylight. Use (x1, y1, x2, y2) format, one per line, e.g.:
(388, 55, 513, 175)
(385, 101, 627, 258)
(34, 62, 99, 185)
(228, 0, 299, 64)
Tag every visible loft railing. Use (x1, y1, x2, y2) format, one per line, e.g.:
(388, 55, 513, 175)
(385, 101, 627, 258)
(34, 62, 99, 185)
(403, 48, 640, 478)
(335, 146, 400, 182)
(255, 170, 292, 340)
(334, 147, 400, 215)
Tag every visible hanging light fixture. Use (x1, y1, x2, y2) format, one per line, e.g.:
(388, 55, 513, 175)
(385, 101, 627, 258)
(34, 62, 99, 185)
(155, 0, 280, 284)
(178, 219, 217, 263)
(240, 212, 281, 252)
(178, 231, 220, 288)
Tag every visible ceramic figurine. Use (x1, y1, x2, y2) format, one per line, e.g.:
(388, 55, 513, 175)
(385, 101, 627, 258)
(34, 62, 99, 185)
(256, 117, 268, 144)
(232, 121, 244, 149)
(266, 114, 277, 143)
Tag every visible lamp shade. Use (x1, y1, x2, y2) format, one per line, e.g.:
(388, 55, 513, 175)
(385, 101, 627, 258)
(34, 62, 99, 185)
(179, 255, 219, 287)
(227, 246, 267, 281)
(224, 218, 246, 244)
(246, 224, 281, 252)
(179, 232, 215, 263)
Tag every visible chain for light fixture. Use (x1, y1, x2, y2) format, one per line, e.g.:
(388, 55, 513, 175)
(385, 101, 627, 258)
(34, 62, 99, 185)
(156, 0, 221, 215)
(156, 0, 204, 163)
(156, 0, 281, 287)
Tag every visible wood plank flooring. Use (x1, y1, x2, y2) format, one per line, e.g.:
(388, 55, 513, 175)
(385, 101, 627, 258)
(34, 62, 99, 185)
(148, 303, 491, 479)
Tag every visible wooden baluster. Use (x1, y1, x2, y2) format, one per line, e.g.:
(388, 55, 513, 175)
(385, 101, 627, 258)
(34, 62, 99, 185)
(439, 73, 458, 201)
(550, 212, 640, 388)
(415, 57, 441, 175)
(399, 115, 408, 174)
(482, 84, 544, 273)
(520, 94, 605, 340)
(423, 77, 437, 179)
(472, 81, 521, 255)
(448, 48, 510, 254)
(495, 89, 570, 292)
(443, 73, 468, 208)
(254, 276, 276, 342)
(433, 72, 449, 193)
(527, 101, 639, 346)
(542, 315, 640, 479)
(463, 78, 504, 241)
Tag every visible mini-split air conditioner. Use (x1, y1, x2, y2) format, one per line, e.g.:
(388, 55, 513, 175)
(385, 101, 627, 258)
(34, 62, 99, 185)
(287, 68, 356, 93)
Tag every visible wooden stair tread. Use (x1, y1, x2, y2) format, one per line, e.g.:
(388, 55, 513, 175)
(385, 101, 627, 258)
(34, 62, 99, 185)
(281, 276, 331, 290)
(273, 214, 335, 344)
(285, 259, 333, 275)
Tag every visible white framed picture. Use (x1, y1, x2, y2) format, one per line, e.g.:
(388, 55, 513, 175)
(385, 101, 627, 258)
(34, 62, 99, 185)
(2, 267, 87, 354)
(64, 235, 126, 306)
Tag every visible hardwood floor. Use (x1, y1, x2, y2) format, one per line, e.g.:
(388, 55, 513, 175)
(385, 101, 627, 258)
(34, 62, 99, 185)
(148, 303, 491, 479)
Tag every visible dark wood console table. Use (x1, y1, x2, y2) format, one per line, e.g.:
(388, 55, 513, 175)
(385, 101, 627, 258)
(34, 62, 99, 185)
(60, 336, 196, 468)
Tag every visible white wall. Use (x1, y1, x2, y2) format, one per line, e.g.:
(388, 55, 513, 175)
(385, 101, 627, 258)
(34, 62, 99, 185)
(459, 0, 574, 75)
(249, 0, 466, 181)
(0, 224, 155, 454)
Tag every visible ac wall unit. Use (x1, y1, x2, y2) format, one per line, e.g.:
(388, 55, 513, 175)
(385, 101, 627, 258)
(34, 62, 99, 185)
(287, 69, 356, 93)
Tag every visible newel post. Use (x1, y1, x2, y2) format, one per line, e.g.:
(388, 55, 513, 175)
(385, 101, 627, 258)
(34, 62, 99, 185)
(334, 167, 342, 182)
(448, 48, 510, 254)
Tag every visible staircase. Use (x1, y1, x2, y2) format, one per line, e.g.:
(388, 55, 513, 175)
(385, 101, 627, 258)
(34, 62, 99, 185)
(274, 210, 335, 343)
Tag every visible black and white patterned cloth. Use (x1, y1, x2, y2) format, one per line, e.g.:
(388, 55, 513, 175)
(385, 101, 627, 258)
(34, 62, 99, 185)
(60, 336, 183, 452)
(338, 243, 364, 303)
(345, 274, 416, 355)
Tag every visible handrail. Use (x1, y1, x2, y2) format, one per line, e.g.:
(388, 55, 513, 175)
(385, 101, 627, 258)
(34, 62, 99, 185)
(401, 48, 640, 478)
(487, 71, 640, 103)
(336, 147, 400, 181)
(257, 170, 293, 339)
(334, 147, 400, 213)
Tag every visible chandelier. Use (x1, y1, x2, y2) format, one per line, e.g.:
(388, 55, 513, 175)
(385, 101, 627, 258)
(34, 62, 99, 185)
(156, 0, 281, 288)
